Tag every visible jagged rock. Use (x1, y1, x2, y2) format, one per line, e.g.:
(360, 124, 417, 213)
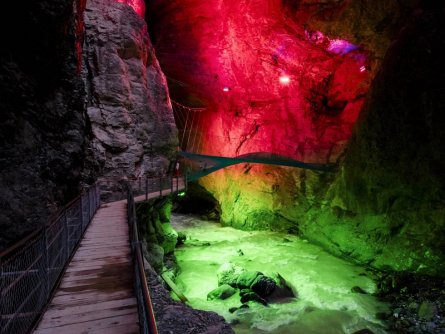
(352, 329, 375, 334)
(418, 301, 437, 320)
(142, 242, 164, 273)
(207, 284, 237, 301)
(176, 231, 187, 245)
(154, 220, 178, 255)
(267, 273, 297, 301)
(240, 292, 267, 306)
(251, 274, 277, 297)
(351, 286, 368, 294)
(236, 271, 262, 289)
(144, 262, 234, 333)
(217, 263, 246, 287)
(84, 0, 177, 202)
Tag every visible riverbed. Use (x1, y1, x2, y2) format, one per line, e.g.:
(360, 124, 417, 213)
(170, 214, 390, 334)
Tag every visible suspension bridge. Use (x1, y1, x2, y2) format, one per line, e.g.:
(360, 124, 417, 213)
(171, 100, 337, 181)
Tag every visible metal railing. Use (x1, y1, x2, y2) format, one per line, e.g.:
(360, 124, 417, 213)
(100, 175, 187, 203)
(126, 175, 185, 334)
(0, 184, 101, 334)
(129, 176, 186, 201)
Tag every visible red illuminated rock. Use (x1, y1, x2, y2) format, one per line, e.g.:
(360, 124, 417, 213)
(84, 0, 177, 200)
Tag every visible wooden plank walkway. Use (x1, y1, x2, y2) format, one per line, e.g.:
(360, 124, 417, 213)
(33, 179, 185, 334)
(33, 200, 139, 334)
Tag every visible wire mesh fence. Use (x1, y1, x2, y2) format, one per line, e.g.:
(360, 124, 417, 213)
(0, 184, 100, 334)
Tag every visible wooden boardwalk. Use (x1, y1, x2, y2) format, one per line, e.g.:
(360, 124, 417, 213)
(33, 200, 139, 334)
(33, 179, 185, 334)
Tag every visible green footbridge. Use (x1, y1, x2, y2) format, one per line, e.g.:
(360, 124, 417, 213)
(178, 151, 337, 181)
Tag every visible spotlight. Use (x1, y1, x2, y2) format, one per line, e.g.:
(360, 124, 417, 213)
(223, 87, 230, 92)
(360, 66, 366, 72)
(279, 75, 290, 84)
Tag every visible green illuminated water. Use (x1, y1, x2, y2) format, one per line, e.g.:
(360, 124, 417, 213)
(170, 214, 390, 334)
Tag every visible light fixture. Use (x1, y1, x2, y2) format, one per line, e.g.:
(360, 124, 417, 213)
(223, 87, 230, 92)
(279, 75, 290, 84)
(359, 66, 366, 72)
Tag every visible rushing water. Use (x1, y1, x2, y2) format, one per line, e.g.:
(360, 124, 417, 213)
(170, 214, 390, 334)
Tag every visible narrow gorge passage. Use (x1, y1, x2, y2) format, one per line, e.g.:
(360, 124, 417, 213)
(170, 214, 390, 334)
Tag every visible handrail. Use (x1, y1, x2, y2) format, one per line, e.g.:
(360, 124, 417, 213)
(0, 183, 101, 334)
(126, 174, 184, 334)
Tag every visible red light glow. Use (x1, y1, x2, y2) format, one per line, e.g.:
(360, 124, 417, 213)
(279, 76, 290, 84)
(223, 87, 230, 92)
(116, 0, 145, 17)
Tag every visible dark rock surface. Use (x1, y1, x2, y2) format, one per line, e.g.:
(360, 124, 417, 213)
(376, 272, 445, 333)
(0, 0, 88, 250)
(207, 284, 237, 301)
(145, 262, 235, 334)
(84, 0, 178, 202)
(306, 4, 445, 275)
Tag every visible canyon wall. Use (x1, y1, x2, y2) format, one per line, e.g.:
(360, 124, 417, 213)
(149, 0, 445, 275)
(84, 0, 178, 201)
(0, 0, 87, 249)
(0, 0, 179, 249)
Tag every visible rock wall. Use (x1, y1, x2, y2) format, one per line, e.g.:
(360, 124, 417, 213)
(149, 0, 445, 275)
(313, 5, 445, 275)
(84, 0, 178, 201)
(0, 0, 87, 250)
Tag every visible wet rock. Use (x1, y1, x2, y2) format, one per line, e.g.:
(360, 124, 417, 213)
(240, 292, 267, 306)
(154, 219, 178, 255)
(352, 329, 375, 334)
(85, 0, 177, 202)
(251, 274, 276, 297)
(418, 301, 437, 320)
(236, 271, 262, 289)
(267, 273, 297, 301)
(217, 262, 246, 287)
(207, 284, 237, 301)
(351, 286, 368, 294)
(239, 289, 251, 297)
(176, 231, 187, 245)
(142, 242, 164, 273)
(144, 262, 234, 333)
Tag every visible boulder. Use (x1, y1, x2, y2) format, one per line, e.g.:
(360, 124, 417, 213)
(240, 292, 267, 306)
(236, 271, 262, 289)
(217, 262, 246, 287)
(207, 284, 237, 301)
(251, 275, 276, 297)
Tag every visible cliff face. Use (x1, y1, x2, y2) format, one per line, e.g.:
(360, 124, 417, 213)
(317, 6, 445, 274)
(0, 0, 178, 249)
(0, 0, 87, 250)
(149, 0, 445, 275)
(84, 0, 178, 201)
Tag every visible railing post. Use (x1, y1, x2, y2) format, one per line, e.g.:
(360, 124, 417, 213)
(42, 226, 50, 304)
(159, 177, 162, 197)
(63, 210, 69, 263)
(0, 257, 3, 320)
(176, 175, 179, 192)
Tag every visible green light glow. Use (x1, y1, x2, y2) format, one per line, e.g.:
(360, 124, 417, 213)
(171, 214, 390, 334)
(177, 191, 186, 197)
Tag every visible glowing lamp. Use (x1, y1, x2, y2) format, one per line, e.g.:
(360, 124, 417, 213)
(223, 87, 230, 92)
(360, 66, 366, 72)
(279, 75, 290, 84)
